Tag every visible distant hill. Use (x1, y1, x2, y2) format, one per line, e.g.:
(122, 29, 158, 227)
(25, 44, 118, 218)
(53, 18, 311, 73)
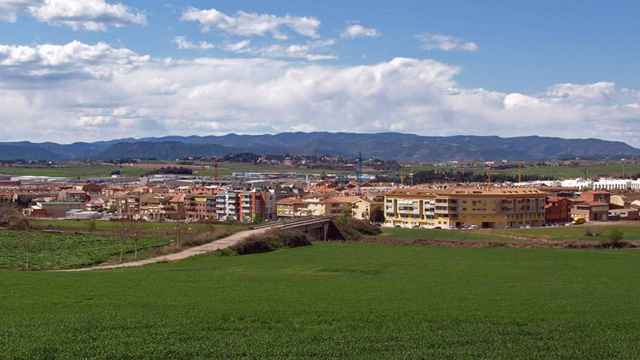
(1, 132, 639, 161)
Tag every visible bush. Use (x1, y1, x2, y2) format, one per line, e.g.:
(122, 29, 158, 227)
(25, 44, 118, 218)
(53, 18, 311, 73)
(335, 218, 381, 241)
(232, 238, 277, 255)
(598, 229, 631, 249)
(584, 228, 600, 237)
(0, 206, 30, 230)
(280, 231, 312, 248)
(231, 230, 311, 256)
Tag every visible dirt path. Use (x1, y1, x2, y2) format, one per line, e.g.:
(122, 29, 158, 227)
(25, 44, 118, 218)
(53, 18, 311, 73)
(63, 227, 271, 272)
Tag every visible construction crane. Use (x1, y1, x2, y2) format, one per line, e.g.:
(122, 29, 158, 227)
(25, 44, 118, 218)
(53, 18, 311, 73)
(518, 161, 524, 183)
(355, 152, 363, 194)
(212, 159, 220, 181)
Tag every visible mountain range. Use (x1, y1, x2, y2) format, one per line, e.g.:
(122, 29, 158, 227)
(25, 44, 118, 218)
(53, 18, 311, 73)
(1, 132, 639, 162)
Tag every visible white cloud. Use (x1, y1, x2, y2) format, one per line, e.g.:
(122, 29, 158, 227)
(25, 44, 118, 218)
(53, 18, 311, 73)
(173, 36, 334, 61)
(2, 40, 640, 146)
(341, 24, 380, 39)
(174, 36, 216, 50)
(0, 0, 146, 30)
(546, 82, 616, 102)
(417, 33, 479, 52)
(0, 0, 40, 22)
(0, 41, 149, 79)
(181, 7, 320, 40)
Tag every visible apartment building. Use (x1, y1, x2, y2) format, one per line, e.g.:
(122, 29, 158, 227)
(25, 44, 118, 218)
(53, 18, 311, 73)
(185, 194, 217, 222)
(384, 187, 547, 229)
(238, 190, 276, 223)
(215, 191, 240, 222)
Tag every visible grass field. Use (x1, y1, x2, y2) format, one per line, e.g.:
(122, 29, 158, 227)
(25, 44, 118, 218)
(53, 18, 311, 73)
(490, 163, 640, 179)
(380, 227, 497, 241)
(1, 243, 640, 359)
(381, 223, 640, 243)
(0, 165, 148, 179)
(0, 220, 248, 270)
(491, 223, 640, 241)
(404, 162, 640, 180)
(0, 162, 355, 179)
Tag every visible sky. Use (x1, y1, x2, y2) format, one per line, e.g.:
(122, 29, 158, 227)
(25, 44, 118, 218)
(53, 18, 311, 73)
(1, 0, 640, 145)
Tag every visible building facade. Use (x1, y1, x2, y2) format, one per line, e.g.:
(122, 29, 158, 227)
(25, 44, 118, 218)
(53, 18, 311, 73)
(384, 187, 547, 229)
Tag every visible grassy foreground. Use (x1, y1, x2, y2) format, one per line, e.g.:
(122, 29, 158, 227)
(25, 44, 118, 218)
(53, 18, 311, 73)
(1, 244, 640, 359)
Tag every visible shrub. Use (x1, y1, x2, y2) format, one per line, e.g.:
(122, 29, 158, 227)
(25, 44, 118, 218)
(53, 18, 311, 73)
(280, 231, 312, 248)
(232, 238, 277, 255)
(231, 230, 311, 255)
(335, 218, 381, 241)
(0, 206, 30, 230)
(584, 228, 600, 237)
(598, 229, 631, 249)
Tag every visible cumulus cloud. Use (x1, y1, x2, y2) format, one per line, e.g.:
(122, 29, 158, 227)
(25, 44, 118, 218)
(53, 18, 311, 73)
(417, 33, 479, 52)
(180, 7, 320, 40)
(0, 41, 149, 80)
(0, 0, 40, 22)
(174, 36, 216, 50)
(2, 40, 640, 146)
(341, 24, 381, 39)
(0, 0, 146, 30)
(173, 36, 334, 61)
(545, 82, 617, 102)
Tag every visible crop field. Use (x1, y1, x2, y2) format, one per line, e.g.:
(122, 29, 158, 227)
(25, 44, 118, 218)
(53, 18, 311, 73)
(380, 227, 497, 241)
(1, 243, 640, 359)
(381, 223, 640, 244)
(405, 162, 640, 180)
(491, 223, 640, 241)
(489, 163, 640, 179)
(0, 220, 248, 270)
(0, 165, 149, 179)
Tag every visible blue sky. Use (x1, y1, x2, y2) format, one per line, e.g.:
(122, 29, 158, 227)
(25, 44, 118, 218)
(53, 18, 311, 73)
(1, 0, 640, 144)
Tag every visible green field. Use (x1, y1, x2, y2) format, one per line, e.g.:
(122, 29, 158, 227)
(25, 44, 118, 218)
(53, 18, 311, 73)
(0, 165, 148, 179)
(0, 162, 355, 179)
(381, 224, 640, 243)
(1, 244, 640, 359)
(490, 163, 640, 179)
(1, 220, 248, 270)
(380, 227, 497, 241)
(491, 224, 640, 241)
(404, 162, 640, 180)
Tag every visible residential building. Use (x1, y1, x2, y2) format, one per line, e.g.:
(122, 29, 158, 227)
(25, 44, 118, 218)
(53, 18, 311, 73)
(545, 197, 572, 224)
(215, 191, 239, 222)
(185, 194, 217, 222)
(384, 187, 547, 229)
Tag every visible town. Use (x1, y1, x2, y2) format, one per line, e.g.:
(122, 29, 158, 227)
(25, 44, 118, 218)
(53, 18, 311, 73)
(3, 161, 640, 229)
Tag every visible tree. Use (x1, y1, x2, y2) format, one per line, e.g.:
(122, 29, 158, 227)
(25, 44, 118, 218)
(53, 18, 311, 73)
(370, 207, 385, 224)
(608, 229, 624, 244)
(0, 205, 30, 230)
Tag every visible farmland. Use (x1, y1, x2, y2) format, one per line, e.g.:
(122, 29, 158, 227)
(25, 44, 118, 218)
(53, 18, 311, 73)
(0, 165, 149, 179)
(0, 220, 247, 271)
(2, 243, 640, 359)
(0, 161, 355, 179)
(379, 223, 640, 243)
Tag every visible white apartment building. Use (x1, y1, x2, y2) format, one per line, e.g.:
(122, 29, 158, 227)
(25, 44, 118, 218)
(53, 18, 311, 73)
(215, 191, 239, 222)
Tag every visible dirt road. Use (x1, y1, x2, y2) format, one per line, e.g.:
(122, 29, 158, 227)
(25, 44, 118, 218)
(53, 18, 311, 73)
(65, 227, 271, 272)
